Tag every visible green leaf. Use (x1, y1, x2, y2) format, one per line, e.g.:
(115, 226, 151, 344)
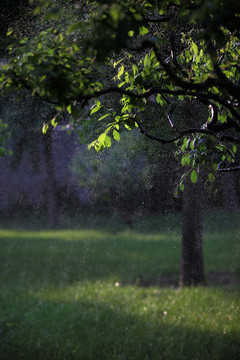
(118, 81, 126, 88)
(192, 42, 198, 55)
(190, 170, 198, 184)
(98, 114, 110, 121)
(156, 94, 165, 106)
(212, 163, 218, 171)
(118, 65, 124, 80)
(51, 117, 57, 128)
(190, 140, 195, 151)
(181, 154, 190, 166)
(132, 64, 138, 77)
(139, 26, 149, 35)
(179, 182, 184, 191)
(144, 54, 149, 67)
(98, 133, 106, 145)
(113, 129, 120, 141)
(6, 28, 13, 36)
(88, 140, 97, 150)
(90, 106, 100, 115)
(208, 173, 215, 183)
(97, 133, 112, 149)
(67, 105, 72, 114)
(211, 86, 219, 94)
(42, 123, 49, 134)
(113, 58, 124, 68)
(104, 135, 111, 148)
(125, 72, 130, 83)
(90, 100, 101, 115)
(181, 137, 188, 152)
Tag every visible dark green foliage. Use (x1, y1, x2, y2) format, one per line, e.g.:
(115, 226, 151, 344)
(0, 0, 33, 54)
(0, 0, 239, 186)
(72, 131, 154, 219)
(0, 93, 53, 169)
(0, 120, 11, 156)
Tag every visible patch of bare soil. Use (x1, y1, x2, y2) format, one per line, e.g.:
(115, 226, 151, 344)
(135, 272, 240, 288)
(206, 272, 240, 287)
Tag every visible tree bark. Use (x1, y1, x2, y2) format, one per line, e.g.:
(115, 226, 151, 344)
(221, 172, 238, 212)
(43, 127, 59, 227)
(179, 173, 205, 287)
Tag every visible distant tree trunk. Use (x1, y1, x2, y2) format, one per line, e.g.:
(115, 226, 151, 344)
(179, 173, 205, 287)
(122, 212, 133, 229)
(43, 127, 59, 227)
(221, 172, 238, 212)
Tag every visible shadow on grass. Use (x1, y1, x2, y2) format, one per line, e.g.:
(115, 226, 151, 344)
(1, 292, 239, 360)
(0, 210, 240, 290)
(0, 227, 239, 289)
(1, 209, 240, 233)
(0, 212, 182, 233)
(1, 212, 239, 359)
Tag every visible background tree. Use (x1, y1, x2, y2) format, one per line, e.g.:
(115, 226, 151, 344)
(0, 0, 239, 285)
(0, 93, 60, 227)
(0, 0, 31, 55)
(72, 130, 169, 227)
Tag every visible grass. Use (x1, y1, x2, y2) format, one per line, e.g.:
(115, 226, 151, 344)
(0, 210, 239, 359)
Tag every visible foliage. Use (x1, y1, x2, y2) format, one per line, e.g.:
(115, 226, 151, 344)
(0, 119, 11, 157)
(0, 0, 32, 55)
(72, 131, 155, 217)
(0, 0, 240, 186)
(0, 211, 239, 359)
(0, 92, 54, 168)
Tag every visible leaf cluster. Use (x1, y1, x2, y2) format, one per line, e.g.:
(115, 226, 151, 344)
(0, 0, 240, 180)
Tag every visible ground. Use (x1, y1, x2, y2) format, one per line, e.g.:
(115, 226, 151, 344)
(0, 211, 239, 359)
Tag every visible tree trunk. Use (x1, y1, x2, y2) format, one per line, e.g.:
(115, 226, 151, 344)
(43, 127, 59, 227)
(179, 173, 205, 287)
(221, 172, 238, 212)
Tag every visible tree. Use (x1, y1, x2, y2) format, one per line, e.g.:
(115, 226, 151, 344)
(0, 92, 60, 227)
(0, 0, 239, 285)
(72, 131, 158, 227)
(0, 0, 31, 55)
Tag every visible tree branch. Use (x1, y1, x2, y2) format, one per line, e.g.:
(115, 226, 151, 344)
(136, 120, 182, 144)
(137, 117, 240, 146)
(142, 14, 170, 23)
(130, 40, 240, 111)
(208, 44, 240, 101)
(10, 69, 240, 127)
(166, 104, 183, 134)
(169, 31, 189, 79)
(141, 41, 218, 92)
(218, 164, 240, 172)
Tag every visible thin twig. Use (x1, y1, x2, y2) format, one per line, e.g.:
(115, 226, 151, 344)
(218, 165, 240, 172)
(166, 104, 183, 134)
(136, 120, 182, 144)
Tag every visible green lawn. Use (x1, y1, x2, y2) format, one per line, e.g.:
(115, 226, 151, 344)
(0, 211, 239, 359)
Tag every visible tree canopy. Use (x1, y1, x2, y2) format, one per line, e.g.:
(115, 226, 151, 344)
(1, 0, 240, 184)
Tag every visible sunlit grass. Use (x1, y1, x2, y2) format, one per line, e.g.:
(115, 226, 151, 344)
(0, 211, 240, 359)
